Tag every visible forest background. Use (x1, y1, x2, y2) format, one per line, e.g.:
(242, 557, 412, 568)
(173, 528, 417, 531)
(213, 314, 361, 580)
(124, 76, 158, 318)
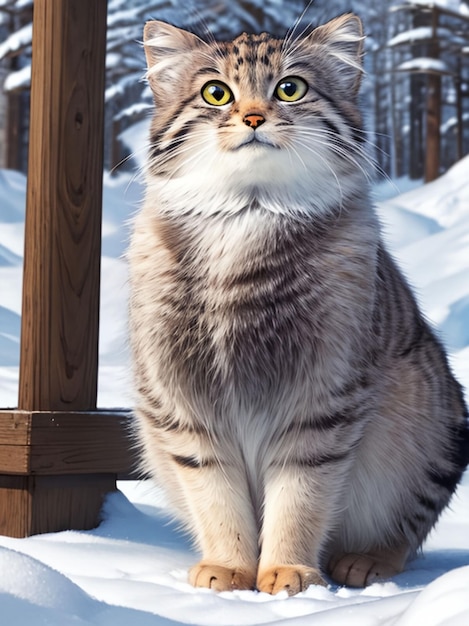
(1, 0, 469, 185)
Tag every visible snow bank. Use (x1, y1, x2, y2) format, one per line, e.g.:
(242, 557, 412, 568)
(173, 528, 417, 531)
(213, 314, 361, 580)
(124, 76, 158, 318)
(0, 478, 467, 626)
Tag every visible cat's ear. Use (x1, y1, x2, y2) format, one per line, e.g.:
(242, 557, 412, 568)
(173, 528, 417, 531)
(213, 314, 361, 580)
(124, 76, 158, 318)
(143, 21, 203, 86)
(308, 14, 364, 95)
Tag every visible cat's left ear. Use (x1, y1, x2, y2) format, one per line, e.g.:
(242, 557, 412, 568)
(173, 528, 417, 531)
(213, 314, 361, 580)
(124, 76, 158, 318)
(308, 13, 365, 95)
(144, 21, 204, 86)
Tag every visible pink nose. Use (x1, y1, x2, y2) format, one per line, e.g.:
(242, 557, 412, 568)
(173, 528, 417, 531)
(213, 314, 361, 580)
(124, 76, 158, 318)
(243, 113, 266, 129)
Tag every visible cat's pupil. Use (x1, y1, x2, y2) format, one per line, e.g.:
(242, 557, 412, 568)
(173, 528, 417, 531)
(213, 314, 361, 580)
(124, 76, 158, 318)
(282, 82, 297, 97)
(209, 85, 225, 101)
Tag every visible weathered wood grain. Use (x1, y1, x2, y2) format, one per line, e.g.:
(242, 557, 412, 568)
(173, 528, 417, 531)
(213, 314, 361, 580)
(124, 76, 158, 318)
(0, 410, 135, 475)
(0, 411, 30, 445)
(0, 446, 29, 474)
(19, 0, 107, 411)
(0, 476, 31, 538)
(0, 474, 117, 537)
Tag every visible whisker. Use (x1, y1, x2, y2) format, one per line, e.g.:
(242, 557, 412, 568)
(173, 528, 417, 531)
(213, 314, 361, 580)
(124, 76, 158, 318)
(282, 0, 317, 55)
(285, 142, 308, 174)
(292, 125, 381, 181)
(294, 139, 344, 209)
(153, 141, 213, 190)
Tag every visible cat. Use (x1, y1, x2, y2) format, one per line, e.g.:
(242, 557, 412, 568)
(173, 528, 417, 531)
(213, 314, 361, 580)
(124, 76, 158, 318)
(128, 13, 469, 595)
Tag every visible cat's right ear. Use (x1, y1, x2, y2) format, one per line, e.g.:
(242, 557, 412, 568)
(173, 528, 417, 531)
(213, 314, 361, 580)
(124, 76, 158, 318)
(144, 21, 203, 82)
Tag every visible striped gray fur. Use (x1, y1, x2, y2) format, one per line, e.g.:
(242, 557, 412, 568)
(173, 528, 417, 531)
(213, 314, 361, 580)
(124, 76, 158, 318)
(128, 14, 469, 595)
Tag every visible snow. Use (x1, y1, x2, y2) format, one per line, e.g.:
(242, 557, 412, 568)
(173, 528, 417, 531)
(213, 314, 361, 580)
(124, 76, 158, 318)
(0, 480, 468, 625)
(396, 57, 450, 73)
(114, 102, 152, 123)
(388, 26, 467, 47)
(0, 155, 469, 623)
(0, 22, 32, 61)
(404, 0, 469, 17)
(3, 64, 31, 92)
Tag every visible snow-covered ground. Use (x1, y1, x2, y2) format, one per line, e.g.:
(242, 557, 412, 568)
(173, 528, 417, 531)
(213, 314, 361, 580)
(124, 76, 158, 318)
(0, 157, 468, 624)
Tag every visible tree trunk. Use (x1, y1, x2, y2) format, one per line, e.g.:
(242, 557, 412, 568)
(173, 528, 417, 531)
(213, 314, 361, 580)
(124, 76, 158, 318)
(424, 8, 441, 182)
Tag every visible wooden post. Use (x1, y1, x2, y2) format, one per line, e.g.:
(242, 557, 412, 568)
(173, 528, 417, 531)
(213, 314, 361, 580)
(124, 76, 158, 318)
(0, 0, 135, 538)
(19, 0, 106, 410)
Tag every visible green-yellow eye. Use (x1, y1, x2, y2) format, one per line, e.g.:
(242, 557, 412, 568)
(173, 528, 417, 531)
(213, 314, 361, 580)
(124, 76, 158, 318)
(201, 81, 234, 106)
(275, 76, 308, 102)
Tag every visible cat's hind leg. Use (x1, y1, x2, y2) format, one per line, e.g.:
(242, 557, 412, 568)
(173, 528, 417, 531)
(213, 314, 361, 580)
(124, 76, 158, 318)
(327, 545, 409, 587)
(324, 360, 467, 588)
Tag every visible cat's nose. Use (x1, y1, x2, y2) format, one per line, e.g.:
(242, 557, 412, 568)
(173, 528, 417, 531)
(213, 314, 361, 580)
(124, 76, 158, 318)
(243, 113, 266, 129)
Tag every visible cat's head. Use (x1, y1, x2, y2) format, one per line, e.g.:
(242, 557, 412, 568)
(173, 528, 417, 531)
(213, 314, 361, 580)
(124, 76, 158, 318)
(143, 15, 367, 217)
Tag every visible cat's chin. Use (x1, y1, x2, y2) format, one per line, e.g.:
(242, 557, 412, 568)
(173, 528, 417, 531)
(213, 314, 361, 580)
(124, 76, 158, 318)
(231, 136, 279, 152)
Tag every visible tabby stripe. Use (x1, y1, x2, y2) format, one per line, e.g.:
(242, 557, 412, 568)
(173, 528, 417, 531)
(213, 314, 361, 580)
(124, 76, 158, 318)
(150, 107, 201, 161)
(351, 126, 367, 145)
(426, 465, 463, 492)
(224, 264, 278, 288)
(320, 116, 342, 137)
(309, 85, 359, 135)
(454, 422, 469, 468)
(149, 104, 192, 150)
(413, 512, 429, 524)
(136, 381, 162, 410)
(286, 411, 363, 434)
(416, 493, 439, 513)
(138, 405, 191, 433)
(228, 273, 313, 317)
(398, 316, 425, 358)
(172, 455, 214, 469)
(332, 373, 369, 399)
(403, 515, 419, 537)
(428, 423, 469, 490)
(193, 66, 221, 77)
(167, 120, 198, 146)
(275, 451, 349, 468)
(389, 271, 405, 355)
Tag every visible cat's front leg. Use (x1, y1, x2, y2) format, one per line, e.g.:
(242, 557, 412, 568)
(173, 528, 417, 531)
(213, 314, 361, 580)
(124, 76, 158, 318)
(258, 459, 346, 595)
(175, 455, 259, 592)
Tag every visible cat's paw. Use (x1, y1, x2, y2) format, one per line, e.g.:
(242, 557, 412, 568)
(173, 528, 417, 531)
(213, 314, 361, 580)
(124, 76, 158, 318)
(257, 565, 326, 596)
(189, 561, 256, 592)
(328, 553, 403, 587)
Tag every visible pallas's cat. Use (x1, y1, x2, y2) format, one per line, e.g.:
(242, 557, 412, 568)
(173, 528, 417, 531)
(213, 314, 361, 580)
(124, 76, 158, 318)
(128, 14, 469, 595)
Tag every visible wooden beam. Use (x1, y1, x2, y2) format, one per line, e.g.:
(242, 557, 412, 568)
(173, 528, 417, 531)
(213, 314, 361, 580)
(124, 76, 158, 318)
(19, 0, 107, 411)
(0, 410, 134, 475)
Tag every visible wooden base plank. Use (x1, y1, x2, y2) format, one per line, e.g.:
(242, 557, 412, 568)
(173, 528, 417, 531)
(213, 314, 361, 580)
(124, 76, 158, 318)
(0, 409, 136, 537)
(0, 473, 116, 537)
(0, 410, 135, 475)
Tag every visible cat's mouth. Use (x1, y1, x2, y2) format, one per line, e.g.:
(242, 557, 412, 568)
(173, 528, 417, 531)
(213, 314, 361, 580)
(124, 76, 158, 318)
(233, 134, 279, 151)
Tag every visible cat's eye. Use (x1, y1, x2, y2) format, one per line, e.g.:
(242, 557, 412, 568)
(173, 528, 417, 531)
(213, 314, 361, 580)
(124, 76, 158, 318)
(201, 81, 234, 106)
(275, 76, 308, 102)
